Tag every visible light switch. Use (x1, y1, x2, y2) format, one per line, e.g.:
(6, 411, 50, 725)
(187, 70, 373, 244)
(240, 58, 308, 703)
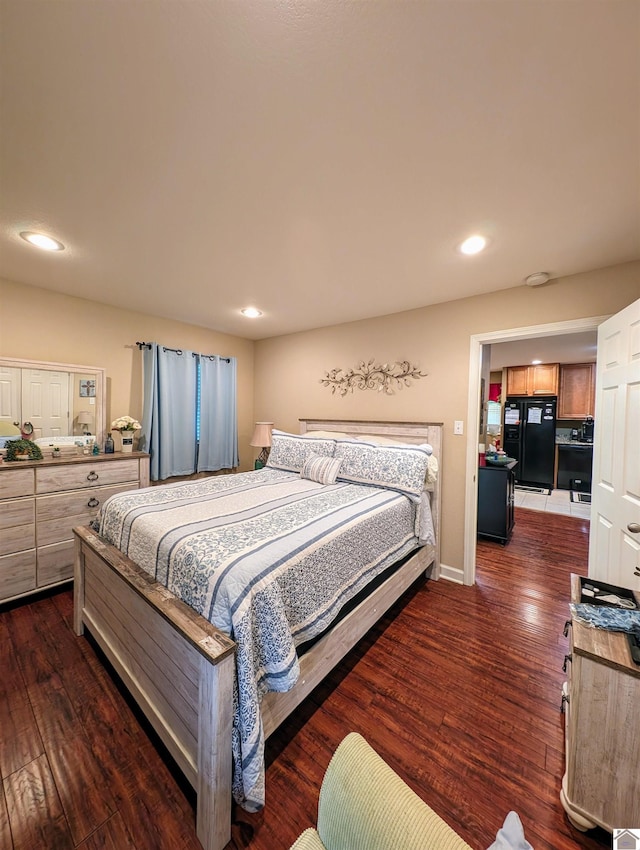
(454, 420, 464, 435)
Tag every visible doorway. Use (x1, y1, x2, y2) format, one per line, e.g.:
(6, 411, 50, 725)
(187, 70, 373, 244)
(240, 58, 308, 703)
(463, 315, 608, 586)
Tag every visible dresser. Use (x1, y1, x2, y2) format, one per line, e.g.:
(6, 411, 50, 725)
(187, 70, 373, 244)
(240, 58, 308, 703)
(0, 452, 149, 605)
(561, 574, 640, 832)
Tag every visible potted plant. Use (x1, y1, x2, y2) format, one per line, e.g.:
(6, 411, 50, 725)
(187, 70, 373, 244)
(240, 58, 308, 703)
(5, 439, 43, 462)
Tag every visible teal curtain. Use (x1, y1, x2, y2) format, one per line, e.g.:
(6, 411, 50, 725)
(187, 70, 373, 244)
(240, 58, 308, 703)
(141, 345, 238, 481)
(197, 355, 239, 472)
(141, 344, 198, 481)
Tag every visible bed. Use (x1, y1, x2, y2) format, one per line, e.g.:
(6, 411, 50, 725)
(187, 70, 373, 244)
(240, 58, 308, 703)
(73, 418, 443, 850)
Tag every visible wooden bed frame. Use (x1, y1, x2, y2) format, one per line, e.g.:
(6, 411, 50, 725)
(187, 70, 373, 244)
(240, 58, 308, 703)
(73, 418, 443, 850)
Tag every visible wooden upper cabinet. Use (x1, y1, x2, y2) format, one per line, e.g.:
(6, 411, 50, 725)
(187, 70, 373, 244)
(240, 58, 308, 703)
(505, 365, 530, 396)
(558, 363, 596, 419)
(506, 363, 559, 397)
(530, 363, 559, 395)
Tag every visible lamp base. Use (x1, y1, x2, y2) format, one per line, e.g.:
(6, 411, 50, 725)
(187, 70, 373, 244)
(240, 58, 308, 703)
(257, 447, 270, 467)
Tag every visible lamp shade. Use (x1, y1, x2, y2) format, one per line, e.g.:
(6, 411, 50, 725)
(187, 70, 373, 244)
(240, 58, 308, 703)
(250, 422, 273, 448)
(77, 411, 93, 426)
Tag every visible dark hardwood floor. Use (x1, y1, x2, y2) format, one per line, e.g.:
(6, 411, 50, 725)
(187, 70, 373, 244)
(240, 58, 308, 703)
(1, 508, 612, 850)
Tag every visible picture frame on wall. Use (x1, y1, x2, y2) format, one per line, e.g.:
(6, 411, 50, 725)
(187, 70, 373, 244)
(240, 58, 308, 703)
(79, 379, 96, 398)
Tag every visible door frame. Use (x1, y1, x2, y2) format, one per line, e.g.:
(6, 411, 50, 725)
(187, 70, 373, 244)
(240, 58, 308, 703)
(463, 314, 610, 586)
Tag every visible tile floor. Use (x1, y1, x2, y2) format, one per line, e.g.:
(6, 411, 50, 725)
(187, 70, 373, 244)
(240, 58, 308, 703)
(514, 486, 592, 519)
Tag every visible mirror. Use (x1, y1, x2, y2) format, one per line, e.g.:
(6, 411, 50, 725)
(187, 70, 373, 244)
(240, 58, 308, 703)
(0, 357, 106, 446)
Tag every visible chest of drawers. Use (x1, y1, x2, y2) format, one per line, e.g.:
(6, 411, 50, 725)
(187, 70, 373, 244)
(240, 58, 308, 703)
(0, 452, 149, 604)
(561, 574, 640, 831)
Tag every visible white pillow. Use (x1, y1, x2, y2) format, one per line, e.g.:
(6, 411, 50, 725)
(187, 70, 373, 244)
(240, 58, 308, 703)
(300, 453, 343, 485)
(267, 429, 336, 473)
(356, 434, 433, 455)
(303, 430, 350, 440)
(486, 812, 533, 850)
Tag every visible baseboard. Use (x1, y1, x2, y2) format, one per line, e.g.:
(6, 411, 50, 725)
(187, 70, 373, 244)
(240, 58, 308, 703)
(438, 562, 464, 584)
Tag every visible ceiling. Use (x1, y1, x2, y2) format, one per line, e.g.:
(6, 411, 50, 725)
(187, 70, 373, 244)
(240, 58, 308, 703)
(1, 1, 638, 341)
(489, 331, 597, 371)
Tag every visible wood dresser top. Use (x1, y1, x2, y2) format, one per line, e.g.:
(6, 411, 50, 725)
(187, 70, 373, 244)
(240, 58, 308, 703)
(570, 573, 640, 677)
(0, 451, 148, 472)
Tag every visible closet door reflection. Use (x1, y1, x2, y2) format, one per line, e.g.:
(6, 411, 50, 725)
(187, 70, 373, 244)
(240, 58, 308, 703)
(21, 369, 71, 438)
(0, 358, 106, 444)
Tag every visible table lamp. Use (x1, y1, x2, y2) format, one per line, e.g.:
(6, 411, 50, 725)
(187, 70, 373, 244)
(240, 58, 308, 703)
(250, 422, 273, 469)
(77, 410, 93, 435)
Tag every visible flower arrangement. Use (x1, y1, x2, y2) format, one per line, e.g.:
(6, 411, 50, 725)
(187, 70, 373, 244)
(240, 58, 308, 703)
(111, 415, 141, 432)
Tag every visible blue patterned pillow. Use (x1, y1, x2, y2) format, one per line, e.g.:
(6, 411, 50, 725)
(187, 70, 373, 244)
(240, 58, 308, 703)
(300, 453, 343, 485)
(334, 439, 430, 500)
(267, 430, 336, 473)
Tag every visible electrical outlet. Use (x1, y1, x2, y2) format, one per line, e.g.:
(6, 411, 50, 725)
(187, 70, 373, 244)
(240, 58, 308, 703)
(454, 420, 464, 435)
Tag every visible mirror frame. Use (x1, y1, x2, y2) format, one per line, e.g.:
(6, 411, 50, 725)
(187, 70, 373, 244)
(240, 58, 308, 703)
(0, 357, 106, 445)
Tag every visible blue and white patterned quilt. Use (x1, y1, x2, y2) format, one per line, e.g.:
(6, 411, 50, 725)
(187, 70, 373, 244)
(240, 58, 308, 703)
(96, 467, 429, 810)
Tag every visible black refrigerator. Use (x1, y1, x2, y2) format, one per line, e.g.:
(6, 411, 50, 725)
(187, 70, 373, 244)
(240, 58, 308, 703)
(502, 397, 557, 489)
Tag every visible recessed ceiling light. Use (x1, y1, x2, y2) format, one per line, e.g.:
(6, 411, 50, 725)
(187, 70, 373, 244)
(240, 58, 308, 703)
(458, 235, 487, 255)
(241, 307, 262, 318)
(531, 360, 542, 365)
(19, 231, 65, 251)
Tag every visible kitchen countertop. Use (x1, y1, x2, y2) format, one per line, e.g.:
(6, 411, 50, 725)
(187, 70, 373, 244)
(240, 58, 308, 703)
(555, 438, 594, 446)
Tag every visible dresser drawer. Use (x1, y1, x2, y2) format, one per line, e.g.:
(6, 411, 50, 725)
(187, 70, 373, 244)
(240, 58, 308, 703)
(36, 482, 139, 542)
(0, 522, 36, 557)
(0, 549, 37, 601)
(0, 467, 35, 499)
(37, 541, 74, 586)
(0, 497, 35, 530)
(36, 459, 140, 494)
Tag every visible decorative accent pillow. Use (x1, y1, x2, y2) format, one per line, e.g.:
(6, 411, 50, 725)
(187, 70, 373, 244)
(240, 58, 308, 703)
(334, 439, 431, 500)
(486, 812, 533, 850)
(266, 429, 336, 473)
(300, 453, 343, 485)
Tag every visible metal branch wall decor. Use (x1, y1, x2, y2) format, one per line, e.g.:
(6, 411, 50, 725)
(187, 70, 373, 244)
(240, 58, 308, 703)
(320, 359, 427, 396)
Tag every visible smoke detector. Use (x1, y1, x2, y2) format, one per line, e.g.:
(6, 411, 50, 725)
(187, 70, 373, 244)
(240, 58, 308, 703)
(524, 272, 550, 287)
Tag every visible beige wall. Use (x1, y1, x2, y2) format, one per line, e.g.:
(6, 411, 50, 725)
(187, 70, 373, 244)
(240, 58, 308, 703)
(0, 278, 256, 471)
(254, 261, 640, 572)
(2, 264, 638, 569)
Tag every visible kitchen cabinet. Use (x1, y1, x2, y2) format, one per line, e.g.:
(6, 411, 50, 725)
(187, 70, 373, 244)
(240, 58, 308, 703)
(506, 363, 559, 397)
(477, 461, 516, 544)
(558, 363, 595, 419)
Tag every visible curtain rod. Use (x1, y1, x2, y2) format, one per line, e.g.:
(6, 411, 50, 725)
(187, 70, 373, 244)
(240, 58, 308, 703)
(135, 341, 230, 362)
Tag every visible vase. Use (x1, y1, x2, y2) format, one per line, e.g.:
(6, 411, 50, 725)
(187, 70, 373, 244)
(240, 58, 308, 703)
(121, 433, 134, 452)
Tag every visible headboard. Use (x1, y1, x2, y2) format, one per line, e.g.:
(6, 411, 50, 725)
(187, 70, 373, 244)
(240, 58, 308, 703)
(298, 418, 443, 573)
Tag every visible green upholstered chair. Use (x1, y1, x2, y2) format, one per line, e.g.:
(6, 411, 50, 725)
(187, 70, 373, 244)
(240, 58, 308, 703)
(289, 733, 473, 850)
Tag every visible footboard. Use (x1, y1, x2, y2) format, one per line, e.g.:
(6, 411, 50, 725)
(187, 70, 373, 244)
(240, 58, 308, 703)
(73, 526, 236, 850)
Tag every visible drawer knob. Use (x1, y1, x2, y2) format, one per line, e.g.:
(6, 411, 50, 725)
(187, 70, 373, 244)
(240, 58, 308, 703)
(87, 471, 99, 481)
(87, 497, 100, 508)
(628, 522, 640, 534)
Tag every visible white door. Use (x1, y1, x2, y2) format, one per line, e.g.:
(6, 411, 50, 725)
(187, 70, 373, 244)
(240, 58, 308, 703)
(21, 369, 71, 438)
(588, 298, 640, 590)
(0, 366, 21, 424)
